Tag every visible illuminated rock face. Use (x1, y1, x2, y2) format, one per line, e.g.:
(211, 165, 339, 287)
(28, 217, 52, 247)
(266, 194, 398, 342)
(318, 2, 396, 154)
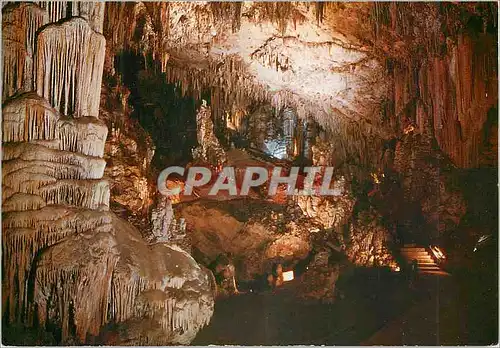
(103, 2, 497, 172)
(103, 2, 388, 167)
(391, 34, 497, 169)
(2, 2, 497, 342)
(393, 131, 467, 239)
(2, 3, 213, 345)
(344, 209, 397, 268)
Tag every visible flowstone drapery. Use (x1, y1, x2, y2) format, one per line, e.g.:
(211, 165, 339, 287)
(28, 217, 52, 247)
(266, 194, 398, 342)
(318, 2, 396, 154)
(35, 18, 106, 118)
(2, 3, 213, 345)
(2, 3, 48, 101)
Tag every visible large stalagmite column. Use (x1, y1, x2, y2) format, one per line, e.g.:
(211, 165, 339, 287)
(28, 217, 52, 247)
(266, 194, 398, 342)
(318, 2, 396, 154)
(2, 2, 213, 344)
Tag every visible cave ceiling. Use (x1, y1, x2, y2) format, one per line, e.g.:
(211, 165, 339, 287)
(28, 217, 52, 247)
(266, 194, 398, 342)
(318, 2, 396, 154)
(105, 1, 497, 168)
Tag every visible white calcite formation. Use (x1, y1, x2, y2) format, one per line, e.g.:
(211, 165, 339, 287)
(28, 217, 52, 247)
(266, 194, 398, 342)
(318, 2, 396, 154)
(2, 93, 58, 143)
(2, 3, 213, 345)
(343, 209, 397, 269)
(104, 2, 389, 168)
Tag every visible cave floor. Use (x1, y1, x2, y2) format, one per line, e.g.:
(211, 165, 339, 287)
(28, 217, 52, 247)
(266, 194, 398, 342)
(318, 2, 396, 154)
(193, 267, 497, 345)
(193, 268, 428, 345)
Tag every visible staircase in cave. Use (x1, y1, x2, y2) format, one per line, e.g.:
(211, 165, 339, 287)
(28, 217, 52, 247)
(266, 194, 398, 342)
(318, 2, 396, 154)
(400, 245, 450, 276)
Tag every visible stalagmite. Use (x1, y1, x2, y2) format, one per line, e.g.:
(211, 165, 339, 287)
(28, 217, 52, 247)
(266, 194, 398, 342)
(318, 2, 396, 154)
(3, 3, 215, 344)
(2, 3, 48, 101)
(35, 18, 106, 118)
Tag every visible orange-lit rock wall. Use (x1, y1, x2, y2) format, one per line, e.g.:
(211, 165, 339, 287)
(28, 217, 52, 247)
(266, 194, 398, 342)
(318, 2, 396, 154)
(392, 33, 497, 168)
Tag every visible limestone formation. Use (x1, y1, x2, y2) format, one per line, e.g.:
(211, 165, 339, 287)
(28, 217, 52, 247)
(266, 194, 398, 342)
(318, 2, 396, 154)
(2, 3, 213, 345)
(35, 1, 105, 33)
(343, 209, 397, 268)
(2, 3, 48, 101)
(100, 82, 155, 225)
(2, 93, 58, 143)
(299, 251, 340, 303)
(192, 101, 227, 167)
(296, 189, 355, 230)
(2, 2, 497, 344)
(393, 132, 467, 238)
(35, 17, 106, 118)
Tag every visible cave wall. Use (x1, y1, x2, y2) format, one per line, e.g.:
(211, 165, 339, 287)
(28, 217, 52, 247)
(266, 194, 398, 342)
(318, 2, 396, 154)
(99, 75, 156, 231)
(369, 3, 498, 169)
(390, 33, 497, 168)
(2, 3, 213, 345)
(375, 3, 498, 243)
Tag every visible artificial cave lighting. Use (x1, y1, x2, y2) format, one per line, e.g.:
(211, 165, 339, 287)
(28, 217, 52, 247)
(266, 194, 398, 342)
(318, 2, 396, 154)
(283, 270, 295, 282)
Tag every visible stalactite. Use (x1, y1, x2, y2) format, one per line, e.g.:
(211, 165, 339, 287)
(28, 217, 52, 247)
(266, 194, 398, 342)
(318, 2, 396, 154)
(2, 193, 46, 213)
(103, 2, 138, 53)
(407, 33, 497, 167)
(109, 264, 213, 344)
(70, 2, 106, 34)
(35, 18, 106, 118)
(2, 208, 111, 323)
(2, 3, 48, 101)
(34, 1, 105, 33)
(33, 229, 118, 342)
(3, 159, 104, 196)
(39, 179, 110, 210)
(56, 117, 108, 158)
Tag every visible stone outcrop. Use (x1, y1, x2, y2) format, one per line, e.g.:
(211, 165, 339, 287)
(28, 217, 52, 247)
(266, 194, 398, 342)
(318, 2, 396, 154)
(192, 101, 227, 167)
(343, 209, 397, 268)
(393, 131, 467, 240)
(2, 3, 213, 345)
(100, 82, 155, 228)
(299, 251, 340, 303)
